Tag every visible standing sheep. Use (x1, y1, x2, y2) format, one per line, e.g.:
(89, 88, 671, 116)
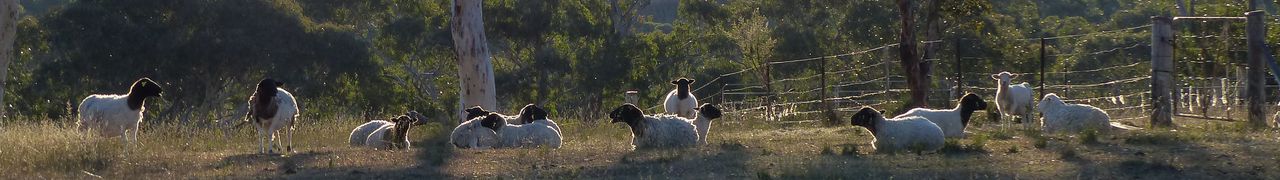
(609, 103, 700, 149)
(691, 103, 723, 145)
(664, 78, 699, 119)
(1037, 93, 1137, 133)
(77, 77, 164, 144)
(362, 115, 420, 150)
(992, 72, 1035, 129)
(245, 78, 300, 154)
(894, 93, 988, 138)
(850, 107, 945, 153)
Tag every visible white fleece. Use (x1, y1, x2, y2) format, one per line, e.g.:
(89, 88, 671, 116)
(871, 116, 945, 153)
(663, 89, 699, 119)
(895, 108, 966, 138)
(631, 114, 700, 149)
(1037, 93, 1112, 133)
(349, 120, 391, 146)
(77, 94, 143, 141)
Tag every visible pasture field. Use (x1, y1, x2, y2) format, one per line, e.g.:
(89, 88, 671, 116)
(2, 112, 1279, 179)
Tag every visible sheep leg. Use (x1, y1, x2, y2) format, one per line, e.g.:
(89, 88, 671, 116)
(286, 119, 295, 153)
(257, 129, 267, 154)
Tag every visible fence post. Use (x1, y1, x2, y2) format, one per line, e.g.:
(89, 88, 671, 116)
(955, 39, 963, 98)
(883, 46, 893, 105)
(1245, 11, 1268, 127)
(1040, 37, 1047, 100)
(1150, 16, 1175, 128)
(719, 84, 726, 109)
(821, 56, 835, 123)
(765, 62, 774, 121)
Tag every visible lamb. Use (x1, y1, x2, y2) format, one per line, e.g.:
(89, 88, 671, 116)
(449, 113, 562, 149)
(609, 103, 700, 149)
(850, 107, 945, 153)
(1037, 93, 1138, 133)
(76, 77, 164, 144)
(362, 115, 420, 150)
(893, 93, 988, 138)
(244, 78, 300, 154)
(664, 78, 699, 119)
(690, 103, 723, 145)
(992, 72, 1035, 128)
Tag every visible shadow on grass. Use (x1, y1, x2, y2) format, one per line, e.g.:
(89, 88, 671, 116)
(543, 142, 755, 178)
(211, 123, 458, 178)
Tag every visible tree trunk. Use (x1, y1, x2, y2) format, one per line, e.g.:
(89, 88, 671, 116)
(451, 0, 498, 123)
(898, 0, 929, 109)
(0, 0, 18, 117)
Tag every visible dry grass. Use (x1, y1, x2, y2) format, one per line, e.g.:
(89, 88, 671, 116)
(2, 112, 1279, 179)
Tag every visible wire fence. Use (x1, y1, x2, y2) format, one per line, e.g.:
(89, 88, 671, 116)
(674, 17, 1278, 124)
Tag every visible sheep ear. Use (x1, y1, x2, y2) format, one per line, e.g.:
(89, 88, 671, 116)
(1010, 74, 1020, 79)
(671, 80, 679, 84)
(275, 81, 285, 87)
(990, 74, 999, 80)
(688, 79, 695, 83)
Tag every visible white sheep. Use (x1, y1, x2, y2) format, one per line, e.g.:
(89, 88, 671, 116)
(691, 103, 722, 145)
(992, 72, 1035, 128)
(664, 78, 699, 119)
(894, 93, 988, 138)
(77, 77, 164, 144)
(609, 103, 699, 149)
(244, 78, 300, 154)
(850, 107, 945, 153)
(449, 113, 562, 149)
(349, 120, 391, 146)
(362, 115, 420, 150)
(516, 104, 562, 137)
(1037, 93, 1138, 133)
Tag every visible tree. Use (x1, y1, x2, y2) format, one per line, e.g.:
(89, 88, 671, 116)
(0, 0, 17, 117)
(897, 0, 930, 109)
(451, 0, 498, 123)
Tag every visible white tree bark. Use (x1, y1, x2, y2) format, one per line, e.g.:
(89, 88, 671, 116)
(451, 0, 498, 123)
(0, 0, 18, 117)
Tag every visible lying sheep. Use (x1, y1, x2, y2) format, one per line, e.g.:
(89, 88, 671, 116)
(992, 72, 1035, 128)
(1037, 93, 1137, 133)
(516, 104, 562, 137)
(894, 93, 988, 138)
(363, 115, 420, 150)
(610, 103, 699, 149)
(245, 78, 300, 154)
(350, 111, 428, 146)
(77, 77, 164, 144)
(449, 113, 562, 149)
(664, 78, 699, 119)
(850, 107, 945, 153)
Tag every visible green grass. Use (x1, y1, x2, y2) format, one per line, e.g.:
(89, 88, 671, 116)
(2, 112, 1280, 178)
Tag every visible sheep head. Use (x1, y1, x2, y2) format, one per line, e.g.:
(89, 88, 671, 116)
(990, 72, 1017, 84)
(609, 103, 647, 138)
(958, 93, 988, 128)
(850, 107, 884, 135)
(464, 106, 491, 120)
(671, 78, 695, 99)
(518, 104, 549, 124)
(407, 111, 430, 126)
(387, 115, 418, 149)
(449, 117, 499, 149)
(1038, 93, 1066, 111)
(250, 78, 284, 120)
(479, 113, 507, 131)
(696, 103, 722, 120)
(126, 77, 164, 110)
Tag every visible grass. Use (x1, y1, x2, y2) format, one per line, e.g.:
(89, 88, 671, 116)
(2, 112, 1280, 178)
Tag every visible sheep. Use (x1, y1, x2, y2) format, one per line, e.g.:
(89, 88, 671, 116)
(849, 107, 945, 153)
(893, 93, 988, 138)
(516, 104, 561, 136)
(244, 78, 300, 154)
(992, 72, 1035, 128)
(664, 78, 699, 119)
(691, 103, 723, 145)
(348, 120, 391, 146)
(609, 103, 699, 149)
(449, 113, 562, 149)
(1037, 93, 1139, 133)
(362, 115, 420, 150)
(349, 111, 428, 146)
(462, 105, 528, 125)
(76, 77, 164, 144)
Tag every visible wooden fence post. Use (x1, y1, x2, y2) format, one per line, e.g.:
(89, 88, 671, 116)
(1040, 37, 1047, 100)
(955, 39, 963, 98)
(1245, 11, 1268, 127)
(1150, 16, 1175, 128)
